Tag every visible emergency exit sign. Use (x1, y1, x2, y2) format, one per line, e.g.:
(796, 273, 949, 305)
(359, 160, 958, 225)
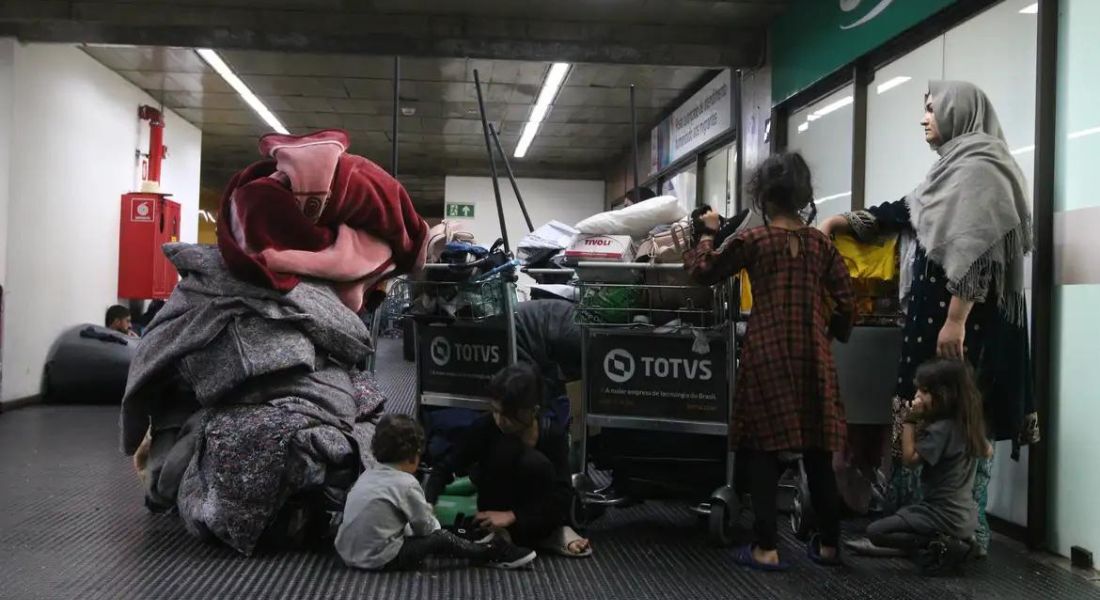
(446, 203, 475, 219)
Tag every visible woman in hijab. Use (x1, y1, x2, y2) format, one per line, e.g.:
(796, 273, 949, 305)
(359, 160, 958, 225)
(821, 81, 1038, 556)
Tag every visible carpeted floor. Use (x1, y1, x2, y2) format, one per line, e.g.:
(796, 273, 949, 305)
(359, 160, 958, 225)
(0, 338, 1096, 600)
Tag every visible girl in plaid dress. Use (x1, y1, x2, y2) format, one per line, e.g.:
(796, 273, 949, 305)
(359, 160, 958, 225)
(685, 152, 855, 570)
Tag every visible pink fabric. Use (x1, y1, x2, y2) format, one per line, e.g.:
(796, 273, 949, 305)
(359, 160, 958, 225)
(262, 225, 395, 314)
(262, 224, 392, 282)
(260, 130, 349, 221)
(218, 129, 429, 313)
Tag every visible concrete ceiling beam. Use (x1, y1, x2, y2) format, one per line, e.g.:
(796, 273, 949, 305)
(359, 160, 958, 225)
(0, 2, 764, 67)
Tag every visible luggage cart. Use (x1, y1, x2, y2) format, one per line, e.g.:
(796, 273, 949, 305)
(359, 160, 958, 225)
(394, 265, 518, 415)
(570, 262, 741, 545)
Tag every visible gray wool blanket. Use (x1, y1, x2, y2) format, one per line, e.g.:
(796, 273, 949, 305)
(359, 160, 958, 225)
(121, 243, 383, 555)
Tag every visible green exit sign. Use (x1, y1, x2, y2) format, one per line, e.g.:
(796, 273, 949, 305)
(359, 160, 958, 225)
(446, 203, 475, 218)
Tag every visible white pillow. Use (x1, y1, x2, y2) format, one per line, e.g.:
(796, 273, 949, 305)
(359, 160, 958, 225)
(574, 196, 688, 238)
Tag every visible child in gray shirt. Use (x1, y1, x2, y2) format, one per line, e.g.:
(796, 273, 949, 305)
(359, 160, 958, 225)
(336, 415, 536, 571)
(862, 359, 991, 575)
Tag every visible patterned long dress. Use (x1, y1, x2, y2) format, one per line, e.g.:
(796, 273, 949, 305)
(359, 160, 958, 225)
(684, 225, 855, 452)
(850, 199, 1035, 551)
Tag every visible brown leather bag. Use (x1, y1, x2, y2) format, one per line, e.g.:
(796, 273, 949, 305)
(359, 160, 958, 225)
(637, 221, 690, 264)
(639, 222, 712, 311)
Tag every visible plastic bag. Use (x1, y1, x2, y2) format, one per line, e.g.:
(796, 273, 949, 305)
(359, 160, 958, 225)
(518, 220, 578, 259)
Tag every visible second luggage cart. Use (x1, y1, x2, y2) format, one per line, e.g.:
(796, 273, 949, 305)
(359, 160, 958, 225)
(570, 261, 741, 545)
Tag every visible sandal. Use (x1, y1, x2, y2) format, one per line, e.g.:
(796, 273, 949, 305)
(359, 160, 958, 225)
(540, 526, 593, 558)
(733, 544, 790, 572)
(807, 534, 843, 567)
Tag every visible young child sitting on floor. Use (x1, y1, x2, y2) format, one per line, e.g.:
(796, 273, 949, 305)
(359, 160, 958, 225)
(424, 364, 592, 558)
(857, 358, 990, 575)
(335, 414, 536, 571)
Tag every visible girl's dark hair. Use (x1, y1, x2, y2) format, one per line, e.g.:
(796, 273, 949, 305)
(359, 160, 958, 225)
(914, 359, 988, 457)
(488, 363, 543, 426)
(371, 414, 425, 464)
(746, 152, 816, 225)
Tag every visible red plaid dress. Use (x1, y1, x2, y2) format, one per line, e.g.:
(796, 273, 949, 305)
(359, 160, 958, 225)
(685, 226, 855, 452)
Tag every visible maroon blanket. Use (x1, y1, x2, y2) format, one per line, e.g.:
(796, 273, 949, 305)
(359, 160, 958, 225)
(217, 130, 428, 312)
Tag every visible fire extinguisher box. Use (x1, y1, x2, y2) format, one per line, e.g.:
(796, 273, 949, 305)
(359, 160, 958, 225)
(118, 193, 181, 300)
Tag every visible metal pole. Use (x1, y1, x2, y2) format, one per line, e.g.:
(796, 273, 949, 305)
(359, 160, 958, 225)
(490, 124, 534, 233)
(391, 56, 400, 178)
(473, 69, 510, 252)
(630, 84, 641, 203)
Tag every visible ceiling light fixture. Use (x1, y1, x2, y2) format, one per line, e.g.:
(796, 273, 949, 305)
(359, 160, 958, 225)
(514, 62, 571, 159)
(798, 122, 810, 133)
(1019, 3, 1038, 14)
(195, 48, 289, 135)
(876, 76, 912, 95)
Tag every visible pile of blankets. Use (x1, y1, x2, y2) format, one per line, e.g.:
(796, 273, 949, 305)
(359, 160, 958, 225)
(121, 130, 428, 556)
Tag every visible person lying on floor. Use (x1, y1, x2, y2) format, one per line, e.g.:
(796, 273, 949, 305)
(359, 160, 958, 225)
(846, 359, 989, 575)
(424, 364, 593, 558)
(335, 414, 536, 571)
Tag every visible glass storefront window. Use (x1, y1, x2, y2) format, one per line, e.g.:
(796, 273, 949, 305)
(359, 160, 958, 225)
(664, 163, 698, 214)
(702, 143, 734, 216)
(785, 84, 854, 223)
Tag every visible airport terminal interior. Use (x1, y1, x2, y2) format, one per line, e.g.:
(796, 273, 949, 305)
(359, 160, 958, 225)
(1, 1, 1099, 598)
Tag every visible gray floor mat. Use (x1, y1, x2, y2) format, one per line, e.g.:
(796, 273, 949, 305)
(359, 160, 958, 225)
(0, 338, 1096, 600)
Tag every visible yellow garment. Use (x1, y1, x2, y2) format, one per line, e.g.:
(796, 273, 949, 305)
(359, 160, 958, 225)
(833, 232, 898, 281)
(739, 269, 752, 312)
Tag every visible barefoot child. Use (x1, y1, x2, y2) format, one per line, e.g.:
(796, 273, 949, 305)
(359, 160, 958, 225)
(335, 414, 536, 570)
(685, 152, 855, 570)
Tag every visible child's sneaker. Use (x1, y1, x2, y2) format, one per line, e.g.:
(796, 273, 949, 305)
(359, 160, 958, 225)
(485, 539, 537, 569)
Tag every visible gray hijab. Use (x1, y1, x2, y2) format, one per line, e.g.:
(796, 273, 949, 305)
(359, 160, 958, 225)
(905, 80, 1032, 324)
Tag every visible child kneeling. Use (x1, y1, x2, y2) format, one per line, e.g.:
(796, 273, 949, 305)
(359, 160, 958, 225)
(335, 414, 536, 571)
(864, 359, 990, 574)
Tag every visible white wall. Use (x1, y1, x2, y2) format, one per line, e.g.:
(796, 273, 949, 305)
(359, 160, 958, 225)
(0, 42, 202, 403)
(0, 38, 13, 287)
(443, 175, 604, 251)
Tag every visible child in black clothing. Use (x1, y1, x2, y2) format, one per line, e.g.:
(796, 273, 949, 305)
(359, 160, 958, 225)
(335, 414, 536, 571)
(860, 359, 990, 574)
(425, 364, 592, 558)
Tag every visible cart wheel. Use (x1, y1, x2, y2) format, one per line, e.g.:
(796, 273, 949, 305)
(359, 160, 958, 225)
(569, 493, 605, 531)
(790, 478, 817, 541)
(708, 497, 738, 547)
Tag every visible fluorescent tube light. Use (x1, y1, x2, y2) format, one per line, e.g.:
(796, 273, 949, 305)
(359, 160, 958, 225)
(514, 62, 571, 158)
(1011, 145, 1035, 156)
(196, 48, 289, 135)
(876, 76, 912, 95)
(1020, 3, 1038, 14)
(514, 122, 541, 159)
(798, 122, 810, 133)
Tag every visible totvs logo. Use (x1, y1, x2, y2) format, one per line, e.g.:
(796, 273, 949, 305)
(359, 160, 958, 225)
(430, 336, 501, 367)
(602, 349, 713, 383)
